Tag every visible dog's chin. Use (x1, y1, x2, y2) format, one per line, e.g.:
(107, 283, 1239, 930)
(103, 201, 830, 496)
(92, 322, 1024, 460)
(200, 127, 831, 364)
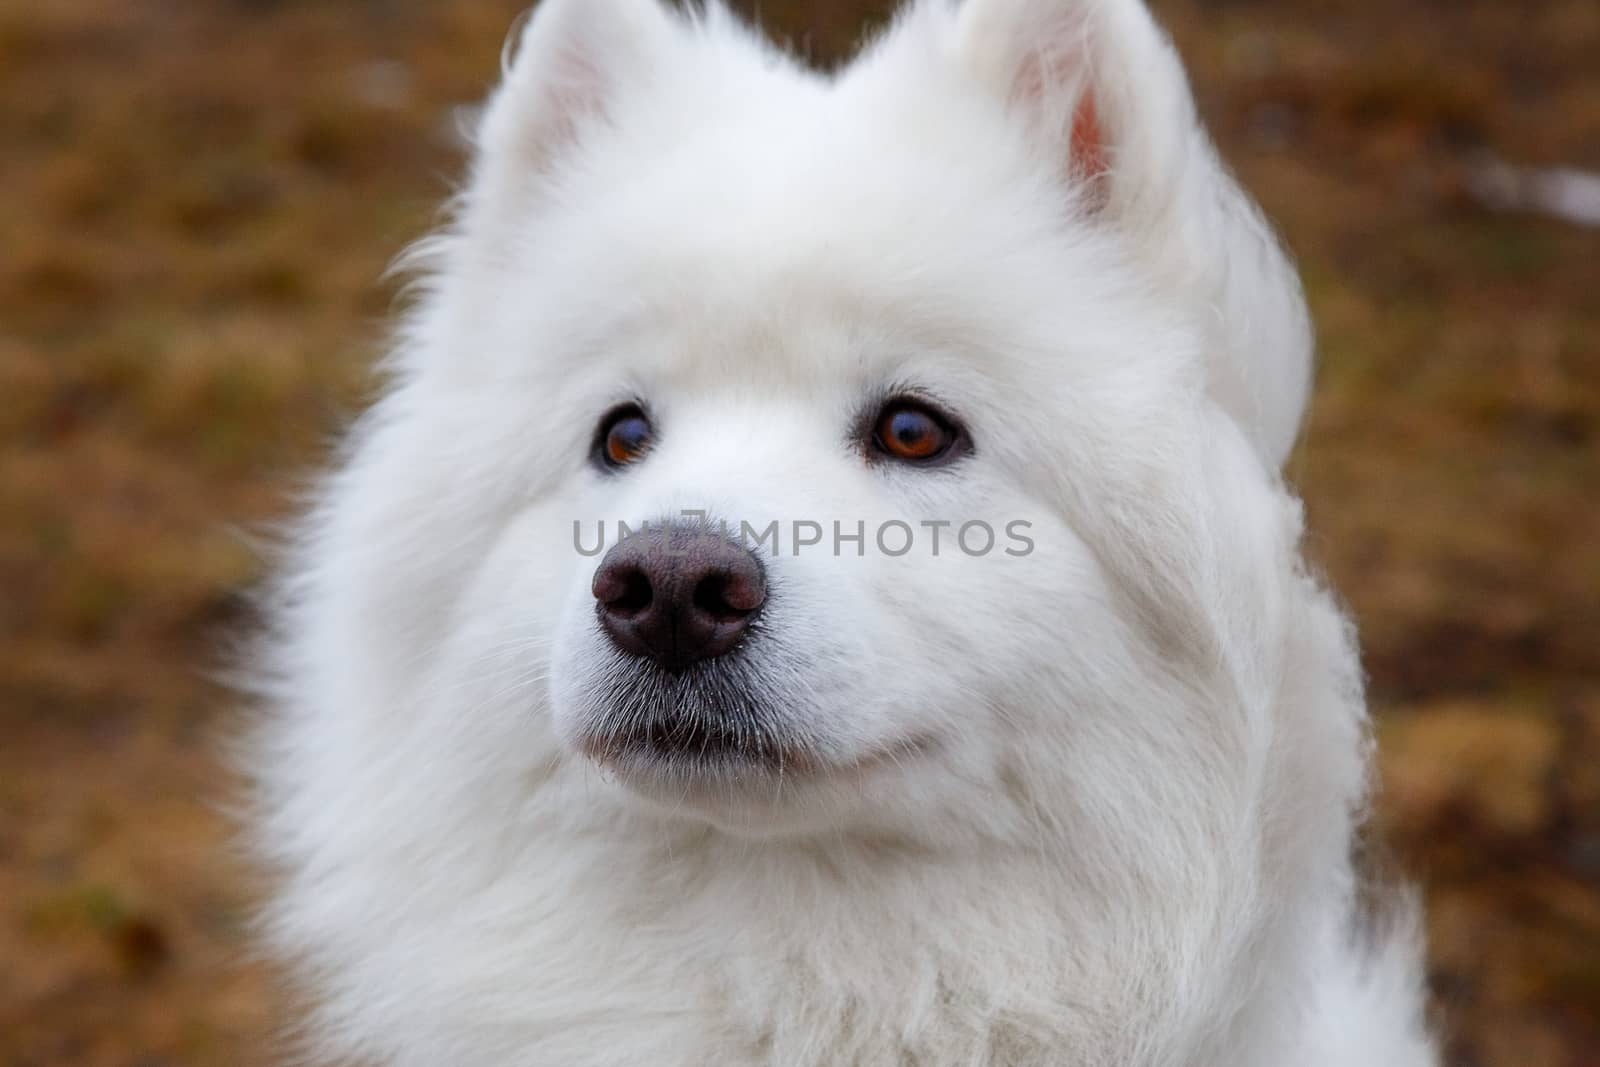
(559, 669, 932, 834)
(557, 651, 939, 833)
(575, 725, 934, 837)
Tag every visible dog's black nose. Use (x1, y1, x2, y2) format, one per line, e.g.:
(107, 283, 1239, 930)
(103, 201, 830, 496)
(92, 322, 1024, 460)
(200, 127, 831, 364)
(592, 524, 766, 673)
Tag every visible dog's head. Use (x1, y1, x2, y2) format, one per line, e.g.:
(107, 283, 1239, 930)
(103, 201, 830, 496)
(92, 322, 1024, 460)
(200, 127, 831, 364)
(314, 0, 1358, 854)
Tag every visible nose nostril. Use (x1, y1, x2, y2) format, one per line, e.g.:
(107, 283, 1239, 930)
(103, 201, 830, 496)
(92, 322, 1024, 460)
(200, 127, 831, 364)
(691, 571, 763, 622)
(596, 566, 653, 616)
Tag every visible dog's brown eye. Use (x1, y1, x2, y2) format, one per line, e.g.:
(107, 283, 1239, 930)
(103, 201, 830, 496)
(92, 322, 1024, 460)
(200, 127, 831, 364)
(598, 406, 653, 468)
(872, 401, 957, 464)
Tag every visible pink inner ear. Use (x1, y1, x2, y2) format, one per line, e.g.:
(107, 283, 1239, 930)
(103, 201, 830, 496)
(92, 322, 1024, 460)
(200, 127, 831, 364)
(496, 0, 661, 172)
(1070, 93, 1109, 180)
(549, 41, 608, 121)
(1007, 37, 1111, 189)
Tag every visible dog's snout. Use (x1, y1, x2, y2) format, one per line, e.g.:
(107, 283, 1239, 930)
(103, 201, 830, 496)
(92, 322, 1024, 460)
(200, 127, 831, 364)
(592, 525, 766, 673)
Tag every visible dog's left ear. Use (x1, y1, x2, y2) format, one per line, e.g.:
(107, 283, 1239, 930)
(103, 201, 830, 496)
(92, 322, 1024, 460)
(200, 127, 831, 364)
(954, 0, 1312, 468)
(462, 0, 680, 248)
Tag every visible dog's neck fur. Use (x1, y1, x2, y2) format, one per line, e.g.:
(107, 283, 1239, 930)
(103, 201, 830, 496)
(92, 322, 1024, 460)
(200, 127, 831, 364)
(348, 744, 1362, 1067)
(270, 585, 1402, 1066)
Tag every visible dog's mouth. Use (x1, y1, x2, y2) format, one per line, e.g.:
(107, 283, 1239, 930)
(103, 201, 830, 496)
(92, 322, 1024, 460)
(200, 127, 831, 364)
(565, 652, 939, 802)
(577, 714, 819, 777)
(574, 710, 942, 800)
(568, 650, 824, 780)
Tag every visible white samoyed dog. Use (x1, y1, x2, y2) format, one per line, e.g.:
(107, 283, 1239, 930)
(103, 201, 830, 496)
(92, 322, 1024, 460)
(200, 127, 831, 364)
(249, 1, 1438, 1064)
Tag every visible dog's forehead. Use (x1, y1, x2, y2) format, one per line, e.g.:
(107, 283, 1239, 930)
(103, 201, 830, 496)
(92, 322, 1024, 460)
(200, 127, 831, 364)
(517, 118, 1125, 392)
(575, 274, 958, 400)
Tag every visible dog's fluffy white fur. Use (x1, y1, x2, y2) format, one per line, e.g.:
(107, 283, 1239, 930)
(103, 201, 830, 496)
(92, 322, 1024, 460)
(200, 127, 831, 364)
(249, 1, 1437, 1063)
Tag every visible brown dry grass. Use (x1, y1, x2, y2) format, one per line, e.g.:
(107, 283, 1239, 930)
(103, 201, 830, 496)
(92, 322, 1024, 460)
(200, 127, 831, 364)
(1, 1, 1596, 1064)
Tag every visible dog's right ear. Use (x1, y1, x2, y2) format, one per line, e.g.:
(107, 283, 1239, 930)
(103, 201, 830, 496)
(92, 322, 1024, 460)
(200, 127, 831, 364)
(950, 0, 1313, 470)
(467, 0, 678, 230)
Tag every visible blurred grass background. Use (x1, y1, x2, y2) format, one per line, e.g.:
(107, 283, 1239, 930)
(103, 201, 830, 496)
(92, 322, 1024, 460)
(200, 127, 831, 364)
(0, 0, 1596, 1064)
